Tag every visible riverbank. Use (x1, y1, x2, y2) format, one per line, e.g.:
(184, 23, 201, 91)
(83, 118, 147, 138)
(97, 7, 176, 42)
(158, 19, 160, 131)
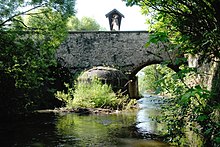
(36, 106, 138, 115)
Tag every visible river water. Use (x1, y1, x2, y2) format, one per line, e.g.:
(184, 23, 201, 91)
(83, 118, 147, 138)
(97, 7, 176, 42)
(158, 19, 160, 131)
(0, 93, 169, 147)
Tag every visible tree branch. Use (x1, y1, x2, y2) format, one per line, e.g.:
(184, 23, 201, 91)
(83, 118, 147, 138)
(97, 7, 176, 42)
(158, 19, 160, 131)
(12, 18, 29, 28)
(146, 50, 163, 59)
(23, 10, 50, 16)
(0, 3, 47, 27)
(141, 0, 191, 17)
(12, 18, 42, 30)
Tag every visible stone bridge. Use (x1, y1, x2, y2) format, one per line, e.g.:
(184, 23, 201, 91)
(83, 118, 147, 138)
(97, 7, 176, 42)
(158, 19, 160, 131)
(57, 31, 178, 98)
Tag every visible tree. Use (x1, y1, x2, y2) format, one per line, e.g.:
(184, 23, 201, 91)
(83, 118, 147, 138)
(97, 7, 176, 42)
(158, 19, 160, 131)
(0, 0, 75, 28)
(67, 16, 80, 30)
(123, 0, 220, 146)
(124, 0, 220, 62)
(67, 16, 103, 31)
(0, 0, 76, 114)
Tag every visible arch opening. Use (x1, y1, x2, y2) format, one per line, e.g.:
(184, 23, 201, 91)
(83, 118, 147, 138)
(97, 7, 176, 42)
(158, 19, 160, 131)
(134, 63, 176, 96)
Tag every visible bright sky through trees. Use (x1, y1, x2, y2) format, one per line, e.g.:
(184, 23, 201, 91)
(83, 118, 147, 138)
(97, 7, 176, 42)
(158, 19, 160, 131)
(75, 0, 148, 31)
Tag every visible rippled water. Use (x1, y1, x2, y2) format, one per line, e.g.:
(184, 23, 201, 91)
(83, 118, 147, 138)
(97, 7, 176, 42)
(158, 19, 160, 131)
(0, 94, 169, 147)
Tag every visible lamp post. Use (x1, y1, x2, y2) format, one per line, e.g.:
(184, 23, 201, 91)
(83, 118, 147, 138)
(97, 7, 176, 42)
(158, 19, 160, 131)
(105, 9, 124, 31)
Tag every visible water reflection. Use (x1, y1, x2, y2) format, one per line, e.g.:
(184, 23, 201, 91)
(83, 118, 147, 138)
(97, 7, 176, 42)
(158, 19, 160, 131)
(55, 113, 136, 147)
(136, 94, 164, 136)
(54, 93, 167, 146)
(0, 94, 169, 147)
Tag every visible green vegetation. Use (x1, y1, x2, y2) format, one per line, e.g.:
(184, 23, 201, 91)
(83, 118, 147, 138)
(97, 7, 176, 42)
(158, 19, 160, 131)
(0, 0, 104, 114)
(154, 67, 210, 146)
(0, 0, 76, 114)
(138, 64, 174, 94)
(138, 65, 157, 93)
(67, 16, 104, 31)
(125, 0, 220, 146)
(1, 0, 219, 145)
(139, 64, 218, 146)
(56, 78, 136, 110)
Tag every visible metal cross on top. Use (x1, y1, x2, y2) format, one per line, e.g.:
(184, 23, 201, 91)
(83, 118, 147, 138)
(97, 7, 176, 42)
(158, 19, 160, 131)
(105, 9, 125, 31)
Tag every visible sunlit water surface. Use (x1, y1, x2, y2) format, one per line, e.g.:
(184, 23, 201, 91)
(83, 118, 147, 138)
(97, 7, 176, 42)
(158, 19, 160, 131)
(0, 93, 169, 147)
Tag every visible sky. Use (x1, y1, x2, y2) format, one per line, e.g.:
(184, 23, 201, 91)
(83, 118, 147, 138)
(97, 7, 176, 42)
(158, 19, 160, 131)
(75, 0, 148, 31)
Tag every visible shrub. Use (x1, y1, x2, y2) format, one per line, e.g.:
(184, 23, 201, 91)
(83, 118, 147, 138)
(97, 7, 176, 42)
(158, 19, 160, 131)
(55, 78, 135, 110)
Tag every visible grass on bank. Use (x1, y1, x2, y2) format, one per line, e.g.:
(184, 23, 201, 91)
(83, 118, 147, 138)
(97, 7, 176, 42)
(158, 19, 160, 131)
(55, 78, 136, 110)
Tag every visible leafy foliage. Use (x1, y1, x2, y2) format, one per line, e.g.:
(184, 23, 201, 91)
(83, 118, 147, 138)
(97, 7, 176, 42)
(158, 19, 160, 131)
(0, 0, 75, 28)
(124, 0, 220, 62)
(55, 78, 135, 110)
(141, 63, 217, 146)
(124, 0, 220, 146)
(67, 16, 102, 31)
(73, 79, 117, 109)
(0, 0, 76, 114)
(138, 64, 168, 93)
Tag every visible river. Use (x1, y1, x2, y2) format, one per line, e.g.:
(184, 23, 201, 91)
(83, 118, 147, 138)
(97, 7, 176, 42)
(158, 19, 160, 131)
(0, 93, 169, 147)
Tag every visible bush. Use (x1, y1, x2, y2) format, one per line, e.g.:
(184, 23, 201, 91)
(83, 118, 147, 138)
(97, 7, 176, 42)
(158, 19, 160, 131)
(73, 79, 117, 109)
(55, 78, 135, 110)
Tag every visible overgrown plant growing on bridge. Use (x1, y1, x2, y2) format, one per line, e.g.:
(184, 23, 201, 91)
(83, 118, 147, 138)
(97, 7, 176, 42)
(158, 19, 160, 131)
(124, 0, 220, 146)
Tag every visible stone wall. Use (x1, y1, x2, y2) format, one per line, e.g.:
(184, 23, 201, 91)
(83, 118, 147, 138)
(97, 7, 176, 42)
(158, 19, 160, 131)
(56, 31, 173, 76)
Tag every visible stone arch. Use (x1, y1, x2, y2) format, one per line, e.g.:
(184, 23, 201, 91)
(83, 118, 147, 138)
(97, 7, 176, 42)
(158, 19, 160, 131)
(130, 61, 180, 78)
(127, 60, 180, 99)
(130, 61, 163, 78)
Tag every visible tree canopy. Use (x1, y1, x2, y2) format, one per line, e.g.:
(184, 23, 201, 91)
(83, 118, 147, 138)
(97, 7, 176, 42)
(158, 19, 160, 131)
(0, 0, 75, 28)
(0, 0, 76, 113)
(124, 0, 220, 62)
(67, 16, 103, 31)
(123, 0, 220, 146)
